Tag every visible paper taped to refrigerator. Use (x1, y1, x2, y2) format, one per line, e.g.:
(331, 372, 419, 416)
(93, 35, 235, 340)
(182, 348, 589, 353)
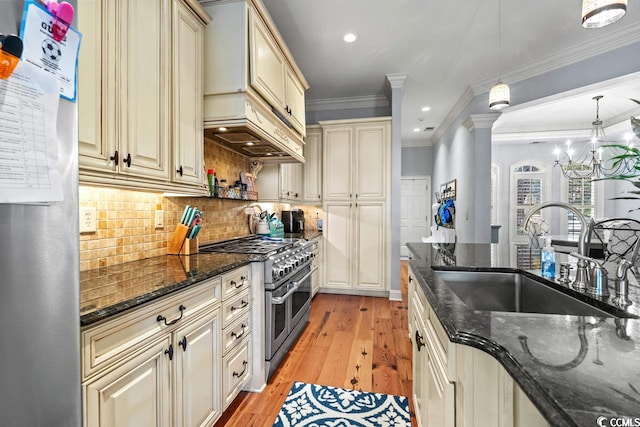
(0, 61, 63, 204)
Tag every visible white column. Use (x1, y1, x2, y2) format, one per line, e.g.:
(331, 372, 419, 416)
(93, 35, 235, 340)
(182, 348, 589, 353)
(386, 73, 408, 299)
(463, 113, 500, 243)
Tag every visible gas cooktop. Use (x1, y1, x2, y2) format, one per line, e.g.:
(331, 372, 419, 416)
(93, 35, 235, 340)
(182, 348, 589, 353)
(198, 236, 299, 256)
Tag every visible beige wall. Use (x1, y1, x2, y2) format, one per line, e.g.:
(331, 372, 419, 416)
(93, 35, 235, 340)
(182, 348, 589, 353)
(79, 140, 323, 271)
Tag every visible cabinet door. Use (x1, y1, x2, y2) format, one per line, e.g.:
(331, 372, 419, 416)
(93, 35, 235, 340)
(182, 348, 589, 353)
(285, 65, 306, 135)
(249, 8, 286, 114)
(411, 308, 428, 427)
(354, 123, 388, 200)
(118, 0, 171, 180)
(355, 202, 387, 290)
(323, 202, 352, 289)
(77, 0, 116, 172)
(84, 337, 171, 427)
(280, 163, 302, 200)
(425, 356, 455, 427)
(303, 127, 322, 203)
(174, 309, 222, 427)
(323, 127, 353, 200)
(172, 0, 204, 186)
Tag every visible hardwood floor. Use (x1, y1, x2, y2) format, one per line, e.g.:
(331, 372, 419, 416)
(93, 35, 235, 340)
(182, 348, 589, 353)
(214, 261, 417, 426)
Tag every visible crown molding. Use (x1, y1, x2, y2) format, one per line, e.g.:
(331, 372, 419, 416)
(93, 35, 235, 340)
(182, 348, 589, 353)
(402, 139, 434, 148)
(464, 113, 502, 132)
(386, 73, 409, 90)
(431, 87, 475, 142)
(471, 22, 640, 95)
(305, 95, 389, 112)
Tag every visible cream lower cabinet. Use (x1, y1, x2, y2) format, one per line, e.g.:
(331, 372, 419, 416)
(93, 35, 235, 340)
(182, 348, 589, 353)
(409, 267, 549, 427)
(82, 277, 223, 427)
(323, 201, 387, 292)
(310, 235, 322, 296)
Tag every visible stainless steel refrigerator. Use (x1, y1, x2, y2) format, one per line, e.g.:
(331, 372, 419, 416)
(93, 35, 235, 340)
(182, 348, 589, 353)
(0, 1, 81, 425)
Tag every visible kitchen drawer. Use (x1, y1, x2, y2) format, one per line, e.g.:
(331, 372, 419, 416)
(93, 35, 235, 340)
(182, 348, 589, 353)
(222, 289, 250, 328)
(222, 313, 251, 355)
(222, 334, 252, 409)
(81, 277, 221, 381)
(221, 266, 251, 300)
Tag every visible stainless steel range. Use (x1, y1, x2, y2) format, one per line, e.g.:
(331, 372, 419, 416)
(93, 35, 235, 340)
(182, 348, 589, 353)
(199, 236, 315, 378)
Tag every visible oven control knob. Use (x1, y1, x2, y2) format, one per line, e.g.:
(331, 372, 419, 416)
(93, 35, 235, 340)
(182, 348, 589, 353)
(283, 264, 292, 273)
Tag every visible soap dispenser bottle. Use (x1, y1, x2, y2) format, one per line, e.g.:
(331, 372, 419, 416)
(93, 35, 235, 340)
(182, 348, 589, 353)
(541, 237, 556, 279)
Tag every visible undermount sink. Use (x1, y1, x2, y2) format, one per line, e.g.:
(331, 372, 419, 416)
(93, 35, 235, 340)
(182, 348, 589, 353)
(433, 270, 631, 318)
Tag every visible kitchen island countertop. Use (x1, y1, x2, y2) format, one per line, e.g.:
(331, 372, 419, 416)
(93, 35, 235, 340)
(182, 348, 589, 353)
(407, 242, 640, 427)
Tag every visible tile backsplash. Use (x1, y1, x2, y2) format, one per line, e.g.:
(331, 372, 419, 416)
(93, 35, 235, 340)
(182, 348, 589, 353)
(79, 140, 323, 271)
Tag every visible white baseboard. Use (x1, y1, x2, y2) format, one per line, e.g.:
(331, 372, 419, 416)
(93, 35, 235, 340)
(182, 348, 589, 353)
(388, 289, 402, 301)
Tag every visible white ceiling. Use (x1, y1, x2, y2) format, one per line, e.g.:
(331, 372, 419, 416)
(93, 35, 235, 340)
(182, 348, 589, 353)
(261, 0, 640, 146)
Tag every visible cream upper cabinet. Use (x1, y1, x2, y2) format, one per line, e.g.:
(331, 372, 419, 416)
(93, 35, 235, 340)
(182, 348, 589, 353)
(172, 0, 206, 186)
(279, 163, 302, 201)
(248, 7, 306, 136)
(78, 0, 209, 192)
(303, 126, 322, 203)
(322, 118, 390, 201)
(285, 65, 307, 134)
(323, 126, 353, 200)
(249, 9, 286, 114)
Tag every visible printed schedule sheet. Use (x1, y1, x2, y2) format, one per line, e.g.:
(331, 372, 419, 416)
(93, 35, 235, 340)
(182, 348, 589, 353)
(0, 61, 62, 204)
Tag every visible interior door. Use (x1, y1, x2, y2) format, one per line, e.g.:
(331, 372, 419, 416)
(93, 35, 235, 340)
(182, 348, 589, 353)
(401, 177, 430, 258)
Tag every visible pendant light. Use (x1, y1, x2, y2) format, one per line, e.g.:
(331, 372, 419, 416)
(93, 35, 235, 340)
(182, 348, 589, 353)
(489, 0, 509, 110)
(582, 0, 627, 28)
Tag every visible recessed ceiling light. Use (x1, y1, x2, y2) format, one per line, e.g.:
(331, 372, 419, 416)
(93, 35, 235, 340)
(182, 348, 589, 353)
(218, 127, 227, 131)
(413, 128, 420, 132)
(421, 106, 431, 112)
(343, 33, 358, 43)
(246, 142, 254, 146)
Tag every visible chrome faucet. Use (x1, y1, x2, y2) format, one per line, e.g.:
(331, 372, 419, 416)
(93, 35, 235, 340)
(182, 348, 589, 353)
(523, 202, 591, 291)
(613, 259, 633, 307)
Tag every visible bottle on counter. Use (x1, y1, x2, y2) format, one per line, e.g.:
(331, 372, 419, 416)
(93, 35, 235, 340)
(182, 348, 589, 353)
(207, 169, 215, 197)
(541, 236, 556, 279)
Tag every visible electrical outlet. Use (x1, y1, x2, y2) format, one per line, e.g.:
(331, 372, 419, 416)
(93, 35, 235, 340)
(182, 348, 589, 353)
(155, 210, 164, 229)
(80, 207, 97, 233)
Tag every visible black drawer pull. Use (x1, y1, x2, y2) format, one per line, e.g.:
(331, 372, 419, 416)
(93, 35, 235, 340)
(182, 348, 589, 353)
(231, 324, 247, 340)
(232, 360, 248, 378)
(230, 300, 249, 312)
(231, 278, 245, 289)
(157, 305, 186, 326)
(415, 330, 425, 352)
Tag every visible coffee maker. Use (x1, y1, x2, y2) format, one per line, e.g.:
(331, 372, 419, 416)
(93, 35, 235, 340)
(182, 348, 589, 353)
(281, 210, 305, 233)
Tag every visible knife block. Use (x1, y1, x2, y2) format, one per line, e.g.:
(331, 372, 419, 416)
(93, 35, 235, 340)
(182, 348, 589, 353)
(168, 224, 190, 255)
(181, 238, 198, 256)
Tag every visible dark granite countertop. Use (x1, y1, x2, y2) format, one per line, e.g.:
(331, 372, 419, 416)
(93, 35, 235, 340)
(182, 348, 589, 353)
(407, 242, 640, 427)
(80, 233, 321, 327)
(80, 253, 258, 327)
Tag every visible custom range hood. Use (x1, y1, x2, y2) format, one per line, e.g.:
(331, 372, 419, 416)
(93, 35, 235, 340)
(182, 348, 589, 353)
(201, 0, 308, 163)
(204, 93, 305, 163)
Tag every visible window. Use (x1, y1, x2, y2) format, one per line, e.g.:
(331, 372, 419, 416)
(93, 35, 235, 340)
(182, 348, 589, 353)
(561, 164, 603, 238)
(510, 162, 547, 243)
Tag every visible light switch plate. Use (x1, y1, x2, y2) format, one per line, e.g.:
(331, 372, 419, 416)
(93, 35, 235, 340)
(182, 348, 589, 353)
(155, 210, 164, 229)
(80, 207, 97, 233)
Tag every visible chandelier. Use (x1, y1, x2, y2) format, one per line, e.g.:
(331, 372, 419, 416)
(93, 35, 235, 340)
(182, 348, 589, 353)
(489, 0, 510, 110)
(553, 95, 638, 179)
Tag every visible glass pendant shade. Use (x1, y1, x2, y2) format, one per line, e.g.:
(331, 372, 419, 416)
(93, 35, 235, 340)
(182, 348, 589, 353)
(582, 0, 627, 28)
(489, 82, 510, 110)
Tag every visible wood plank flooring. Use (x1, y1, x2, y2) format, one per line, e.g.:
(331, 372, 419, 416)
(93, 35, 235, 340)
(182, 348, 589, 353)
(214, 261, 416, 426)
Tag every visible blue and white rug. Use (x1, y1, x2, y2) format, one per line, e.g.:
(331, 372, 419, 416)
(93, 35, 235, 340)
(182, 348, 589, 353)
(273, 381, 412, 427)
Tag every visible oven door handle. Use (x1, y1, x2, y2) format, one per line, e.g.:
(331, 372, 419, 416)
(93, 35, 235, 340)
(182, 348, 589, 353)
(271, 266, 317, 305)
